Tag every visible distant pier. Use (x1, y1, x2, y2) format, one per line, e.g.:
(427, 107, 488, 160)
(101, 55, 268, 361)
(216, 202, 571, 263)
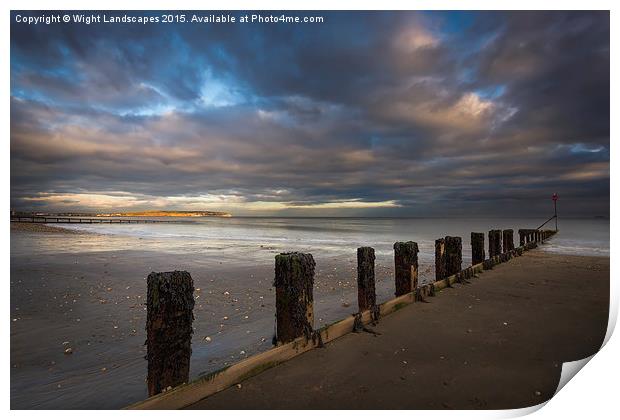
(10, 216, 180, 224)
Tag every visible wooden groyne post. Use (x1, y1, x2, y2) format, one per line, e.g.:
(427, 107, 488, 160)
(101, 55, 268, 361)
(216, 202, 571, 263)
(502, 229, 514, 252)
(394, 242, 419, 296)
(274, 252, 315, 344)
(488, 230, 502, 257)
(471, 232, 485, 265)
(357, 247, 376, 312)
(146, 271, 195, 397)
(445, 236, 462, 276)
(435, 238, 446, 281)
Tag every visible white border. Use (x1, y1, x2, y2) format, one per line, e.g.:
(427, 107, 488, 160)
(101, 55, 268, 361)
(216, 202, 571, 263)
(3, 2, 616, 419)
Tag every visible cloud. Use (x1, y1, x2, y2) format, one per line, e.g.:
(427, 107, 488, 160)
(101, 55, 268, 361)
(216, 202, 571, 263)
(10, 11, 609, 216)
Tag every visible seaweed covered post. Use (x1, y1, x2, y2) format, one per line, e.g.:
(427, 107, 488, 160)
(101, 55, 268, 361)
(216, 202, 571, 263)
(394, 241, 419, 296)
(445, 236, 462, 276)
(471, 232, 485, 265)
(435, 238, 446, 281)
(274, 252, 315, 344)
(357, 247, 376, 313)
(518, 229, 526, 247)
(503, 229, 514, 252)
(146, 271, 195, 397)
(488, 230, 502, 258)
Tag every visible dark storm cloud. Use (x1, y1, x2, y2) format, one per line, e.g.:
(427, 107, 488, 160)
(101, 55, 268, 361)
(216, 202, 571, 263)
(10, 11, 609, 216)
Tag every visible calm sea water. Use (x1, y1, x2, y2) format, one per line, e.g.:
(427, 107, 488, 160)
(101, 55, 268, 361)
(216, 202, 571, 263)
(35, 216, 610, 260)
(10, 217, 608, 409)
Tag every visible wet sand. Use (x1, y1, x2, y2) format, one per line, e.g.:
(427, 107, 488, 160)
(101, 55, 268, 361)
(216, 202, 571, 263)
(189, 251, 609, 410)
(11, 222, 86, 234)
(10, 229, 396, 409)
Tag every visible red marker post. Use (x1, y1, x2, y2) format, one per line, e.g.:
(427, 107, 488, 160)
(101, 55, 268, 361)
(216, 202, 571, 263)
(552, 193, 559, 231)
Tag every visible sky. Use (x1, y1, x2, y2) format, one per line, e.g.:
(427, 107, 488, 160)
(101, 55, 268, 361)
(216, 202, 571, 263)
(10, 11, 610, 217)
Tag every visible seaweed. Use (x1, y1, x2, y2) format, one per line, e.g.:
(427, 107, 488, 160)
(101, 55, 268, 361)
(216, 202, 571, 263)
(393, 302, 407, 311)
(236, 361, 281, 383)
(200, 365, 231, 383)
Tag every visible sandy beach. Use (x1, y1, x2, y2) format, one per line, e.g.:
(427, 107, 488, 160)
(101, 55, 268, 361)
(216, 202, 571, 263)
(188, 250, 609, 410)
(10, 226, 395, 409)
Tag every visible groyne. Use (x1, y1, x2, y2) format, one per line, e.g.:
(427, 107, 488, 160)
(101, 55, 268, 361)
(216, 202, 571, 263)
(127, 227, 557, 409)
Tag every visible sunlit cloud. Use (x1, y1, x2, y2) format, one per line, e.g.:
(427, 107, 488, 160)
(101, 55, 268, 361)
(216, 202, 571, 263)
(10, 11, 609, 216)
(394, 22, 441, 51)
(19, 192, 402, 213)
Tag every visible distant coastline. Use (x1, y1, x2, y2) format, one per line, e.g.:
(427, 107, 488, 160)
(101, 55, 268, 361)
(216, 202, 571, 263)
(95, 211, 232, 218)
(11, 210, 232, 218)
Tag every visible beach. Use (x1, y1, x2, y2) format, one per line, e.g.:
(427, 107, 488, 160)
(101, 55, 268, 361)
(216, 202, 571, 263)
(10, 217, 609, 409)
(189, 251, 609, 409)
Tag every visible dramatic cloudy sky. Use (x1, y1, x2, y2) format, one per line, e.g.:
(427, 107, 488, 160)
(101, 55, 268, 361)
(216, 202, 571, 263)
(10, 11, 609, 216)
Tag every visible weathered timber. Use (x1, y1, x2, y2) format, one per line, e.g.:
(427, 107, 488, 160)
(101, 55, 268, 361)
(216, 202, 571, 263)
(394, 242, 419, 296)
(502, 229, 514, 252)
(518, 229, 526, 247)
(274, 252, 315, 344)
(146, 271, 195, 397)
(357, 247, 376, 313)
(445, 236, 462, 276)
(435, 238, 446, 281)
(471, 232, 485, 265)
(488, 230, 502, 258)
